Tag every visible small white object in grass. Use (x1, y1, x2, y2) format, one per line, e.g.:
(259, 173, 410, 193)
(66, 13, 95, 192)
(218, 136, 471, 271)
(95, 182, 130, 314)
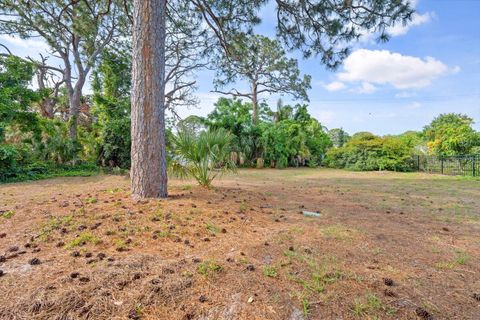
(303, 211, 321, 217)
(247, 296, 254, 303)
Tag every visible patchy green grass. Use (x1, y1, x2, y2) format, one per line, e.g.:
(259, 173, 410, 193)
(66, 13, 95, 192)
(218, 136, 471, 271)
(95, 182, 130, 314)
(115, 239, 128, 251)
(197, 260, 222, 276)
(153, 230, 171, 238)
(435, 261, 455, 270)
(320, 224, 359, 241)
(263, 266, 278, 278)
(239, 202, 247, 213)
(85, 197, 98, 204)
(351, 299, 369, 317)
(351, 293, 383, 317)
(104, 187, 124, 194)
(205, 222, 220, 234)
(1, 210, 15, 219)
(38, 215, 73, 241)
(273, 231, 293, 245)
(150, 209, 163, 221)
(301, 297, 310, 317)
(64, 232, 100, 249)
(182, 270, 194, 278)
(455, 251, 470, 265)
(1, 168, 479, 319)
(284, 249, 343, 297)
(289, 226, 304, 234)
(434, 250, 470, 270)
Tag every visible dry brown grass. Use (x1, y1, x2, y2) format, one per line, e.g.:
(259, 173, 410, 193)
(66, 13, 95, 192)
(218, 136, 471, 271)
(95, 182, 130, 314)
(0, 169, 479, 319)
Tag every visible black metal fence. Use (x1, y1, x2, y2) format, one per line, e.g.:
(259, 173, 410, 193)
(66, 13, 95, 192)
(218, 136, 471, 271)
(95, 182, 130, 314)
(413, 154, 480, 177)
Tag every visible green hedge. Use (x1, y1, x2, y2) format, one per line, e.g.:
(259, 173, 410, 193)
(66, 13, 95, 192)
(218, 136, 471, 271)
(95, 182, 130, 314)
(324, 132, 415, 172)
(0, 162, 100, 183)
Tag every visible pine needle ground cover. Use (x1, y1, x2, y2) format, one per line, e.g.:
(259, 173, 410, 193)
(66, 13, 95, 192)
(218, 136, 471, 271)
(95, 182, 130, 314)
(0, 169, 479, 319)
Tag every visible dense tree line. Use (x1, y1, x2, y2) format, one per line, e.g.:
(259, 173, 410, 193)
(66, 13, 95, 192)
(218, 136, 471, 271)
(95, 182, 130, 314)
(324, 115, 480, 171)
(1, 51, 479, 183)
(0, 0, 417, 196)
(3, 1, 478, 191)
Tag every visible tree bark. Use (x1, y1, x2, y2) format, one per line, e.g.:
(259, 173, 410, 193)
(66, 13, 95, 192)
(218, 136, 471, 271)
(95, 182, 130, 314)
(61, 54, 82, 140)
(251, 82, 258, 125)
(36, 68, 55, 118)
(68, 88, 82, 139)
(131, 0, 168, 198)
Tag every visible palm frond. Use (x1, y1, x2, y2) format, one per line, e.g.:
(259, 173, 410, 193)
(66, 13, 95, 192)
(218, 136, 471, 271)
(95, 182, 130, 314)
(169, 128, 236, 187)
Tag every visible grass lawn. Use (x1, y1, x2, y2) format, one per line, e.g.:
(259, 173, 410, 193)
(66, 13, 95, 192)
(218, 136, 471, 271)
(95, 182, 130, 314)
(0, 168, 479, 319)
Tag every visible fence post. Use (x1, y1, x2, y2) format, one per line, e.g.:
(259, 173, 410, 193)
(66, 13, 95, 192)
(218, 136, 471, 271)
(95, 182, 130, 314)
(417, 155, 420, 172)
(473, 156, 476, 177)
(441, 157, 444, 174)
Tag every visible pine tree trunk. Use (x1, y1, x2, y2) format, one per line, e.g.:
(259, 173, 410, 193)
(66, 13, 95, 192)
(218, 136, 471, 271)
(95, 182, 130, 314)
(252, 82, 258, 125)
(130, 0, 168, 199)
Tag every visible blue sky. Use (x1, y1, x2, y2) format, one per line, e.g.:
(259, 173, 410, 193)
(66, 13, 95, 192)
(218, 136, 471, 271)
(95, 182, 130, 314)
(191, 0, 480, 135)
(1, 0, 479, 135)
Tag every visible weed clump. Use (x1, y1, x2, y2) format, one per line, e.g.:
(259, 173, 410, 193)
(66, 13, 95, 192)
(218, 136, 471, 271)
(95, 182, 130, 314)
(197, 260, 222, 276)
(205, 222, 220, 234)
(263, 266, 278, 278)
(85, 197, 98, 204)
(455, 251, 470, 265)
(64, 232, 100, 249)
(1, 210, 15, 219)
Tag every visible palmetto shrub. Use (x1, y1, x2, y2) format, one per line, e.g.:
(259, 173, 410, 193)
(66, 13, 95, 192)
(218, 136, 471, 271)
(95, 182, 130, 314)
(169, 128, 236, 188)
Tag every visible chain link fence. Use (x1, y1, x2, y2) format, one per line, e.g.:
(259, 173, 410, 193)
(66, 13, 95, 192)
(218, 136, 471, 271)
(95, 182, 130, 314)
(413, 154, 480, 177)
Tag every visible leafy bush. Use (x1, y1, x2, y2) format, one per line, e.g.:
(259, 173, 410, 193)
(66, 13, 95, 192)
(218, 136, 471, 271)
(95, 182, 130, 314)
(324, 132, 414, 171)
(95, 117, 131, 168)
(205, 98, 264, 165)
(0, 162, 99, 183)
(260, 105, 330, 168)
(33, 119, 82, 164)
(379, 136, 415, 171)
(91, 50, 132, 169)
(0, 144, 21, 173)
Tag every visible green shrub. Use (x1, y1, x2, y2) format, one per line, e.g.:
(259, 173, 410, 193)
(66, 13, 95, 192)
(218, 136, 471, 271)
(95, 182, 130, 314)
(169, 128, 236, 188)
(324, 132, 414, 172)
(0, 144, 21, 176)
(0, 162, 99, 183)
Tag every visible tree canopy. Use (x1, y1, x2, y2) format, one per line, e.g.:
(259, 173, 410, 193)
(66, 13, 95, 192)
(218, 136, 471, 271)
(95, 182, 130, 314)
(0, 0, 128, 139)
(423, 113, 480, 156)
(0, 0, 441, 195)
(214, 34, 311, 124)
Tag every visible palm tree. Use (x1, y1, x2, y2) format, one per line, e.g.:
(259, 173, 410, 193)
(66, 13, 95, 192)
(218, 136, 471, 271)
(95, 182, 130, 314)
(169, 128, 236, 188)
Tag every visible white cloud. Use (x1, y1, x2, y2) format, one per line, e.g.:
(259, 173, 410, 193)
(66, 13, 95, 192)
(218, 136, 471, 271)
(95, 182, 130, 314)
(451, 66, 461, 74)
(338, 49, 459, 90)
(0, 35, 49, 52)
(324, 81, 346, 92)
(387, 12, 433, 36)
(359, 0, 433, 42)
(354, 82, 377, 94)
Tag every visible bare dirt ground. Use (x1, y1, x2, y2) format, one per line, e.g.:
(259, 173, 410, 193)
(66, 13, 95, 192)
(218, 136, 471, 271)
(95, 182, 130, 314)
(0, 169, 479, 320)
